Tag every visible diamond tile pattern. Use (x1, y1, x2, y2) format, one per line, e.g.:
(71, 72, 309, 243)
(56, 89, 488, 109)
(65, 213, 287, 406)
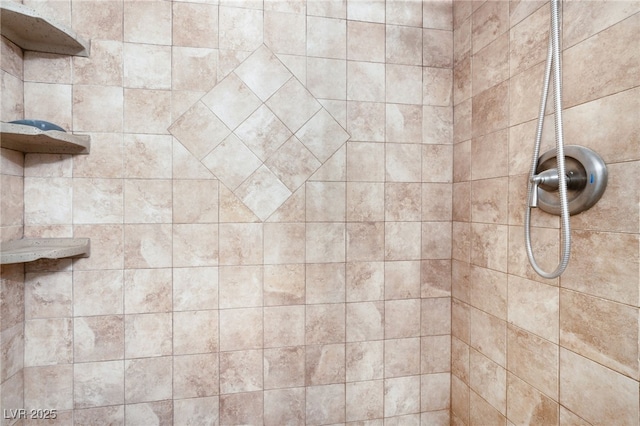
(170, 44, 351, 221)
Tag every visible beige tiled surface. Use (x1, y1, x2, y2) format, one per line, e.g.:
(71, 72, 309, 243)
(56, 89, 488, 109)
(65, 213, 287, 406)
(3, 0, 638, 425)
(452, 1, 640, 425)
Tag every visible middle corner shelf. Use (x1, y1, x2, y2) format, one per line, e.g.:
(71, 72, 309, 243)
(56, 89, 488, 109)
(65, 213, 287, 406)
(0, 122, 90, 154)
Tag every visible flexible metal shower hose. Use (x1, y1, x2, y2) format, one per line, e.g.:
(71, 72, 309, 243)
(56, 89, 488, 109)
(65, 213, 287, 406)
(524, 0, 571, 279)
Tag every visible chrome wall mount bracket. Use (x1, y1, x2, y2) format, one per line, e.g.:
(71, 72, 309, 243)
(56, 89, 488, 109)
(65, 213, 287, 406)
(531, 145, 608, 216)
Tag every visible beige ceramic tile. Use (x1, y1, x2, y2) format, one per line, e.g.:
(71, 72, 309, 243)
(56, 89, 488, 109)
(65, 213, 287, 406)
(347, 142, 385, 182)
(306, 384, 345, 424)
(347, 0, 385, 23)
(123, 269, 172, 314)
(171, 47, 218, 92)
(453, 54, 471, 106)
(173, 179, 219, 224)
(202, 73, 262, 130)
(264, 11, 306, 56)
(346, 301, 384, 342)
(218, 7, 263, 51)
(306, 263, 346, 304)
(347, 61, 386, 102)
(24, 52, 71, 84)
(73, 361, 124, 408)
(73, 270, 123, 316)
(124, 179, 171, 224)
(423, 105, 453, 145)
(308, 0, 346, 19)
(471, 177, 508, 224)
(220, 392, 264, 424)
(563, 0, 640, 49)
(305, 303, 345, 344)
(266, 78, 322, 132)
(24, 82, 72, 131)
(236, 165, 293, 221)
(507, 324, 558, 399)
(124, 357, 172, 403)
(470, 389, 506, 426)
(560, 289, 638, 379)
(347, 21, 385, 62)
(346, 380, 383, 422)
(423, 67, 453, 106)
(174, 310, 219, 355)
(72, 40, 123, 86)
(421, 259, 452, 298)
(73, 224, 124, 271)
(123, 224, 172, 269)
(123, 43, 171, 90)
(264, 346, 305, 389)
(125, 401, 172, 424)
(346, 340, 384, 382)
(306, 223, 345, 263)
(170, 101, 231, 160)
(469, 349, 506, 415)
(73, 315, 124, 365)
(72, 0, 123, 41)
(471, 0, 509, 54)
(307, 57, 347, 100)
(562, 229, 639, 306)
(219, 308, 263, 351)
(386, 143, 422, 182)
(24, 177, 72, 225)
(422, 221, 453, 260)
(346, 222, 385, 262)
(453, 14, 471, 65)
(24, 318, 72, 367)
(24, 272, 73, 319)
(218, 265, 262, 309)
(509, 3, 548, 77)
(296, 109, 350, 162)
(266, 136, 321, 191)
(473, 32, 509, 96)
(508, 275, 559, 343)
(386, 25, 423, 66)
(123, 89, 172, 134)
(202, 134, 262, 190)
(387, 0, 422, 26)
(264, 264, 305, 306)
(346, 261, 385, 302)
(174, 398, 218, 425)
(453, 98, 472, 144)
(384, 375, 421, 417)
(173, 354, 219, 399)
(73, 133, 123, 178)
(385, 260, 421, 299)
(264, 388, 305, 425)
(563, 13, 639, 109)
(173, 267, 219, 311)
(306, 343, 346, 385)
(73, 406, 124, 425)
(385, 221, 422, 261)
(385, 299, 421, 339)
(172, 224, 219, 267)
(424, 29, 453, 68)
(24, 365, 73, 410)
(124, 313, 171, 358)
(386, 103, 422, 142)
(472, 81, 509, 138)
(385, 337, 420, 377)
(235, 45, 293, 101)
(123, 1, 171, 45)
(468, 266, 506, 320)
(307, 16, 347, 59)
(470, 223, 508, 272)
(424, 0, 453, 31)
(220, 349, 263, 394)
(264, 305, 305, 347)
(172, 2, 219, 48)
(560, 348, 639, 425)
(506, 372, 558, 426)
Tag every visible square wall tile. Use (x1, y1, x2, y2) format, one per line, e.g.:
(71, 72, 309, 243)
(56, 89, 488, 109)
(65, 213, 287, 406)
(124, 1, 172, 45)
(172, 2, 219, 48)
(219, 7, 264, 51)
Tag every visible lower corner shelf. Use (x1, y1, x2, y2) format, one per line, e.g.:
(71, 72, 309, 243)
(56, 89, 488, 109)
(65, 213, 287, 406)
(1, 238, 90, 264)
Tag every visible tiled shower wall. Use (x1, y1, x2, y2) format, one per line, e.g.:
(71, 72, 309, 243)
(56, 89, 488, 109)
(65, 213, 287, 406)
(1, 0, 454, 424)
(451, 0, 639, 425)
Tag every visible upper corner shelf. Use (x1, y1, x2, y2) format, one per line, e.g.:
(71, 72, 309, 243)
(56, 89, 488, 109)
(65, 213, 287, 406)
(0, 0, 89, 57)
(1, 238, 90, 264)
(1, 122, 90, 154)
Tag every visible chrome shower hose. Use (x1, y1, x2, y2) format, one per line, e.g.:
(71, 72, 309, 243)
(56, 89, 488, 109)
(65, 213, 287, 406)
(524, 0, 571, 279)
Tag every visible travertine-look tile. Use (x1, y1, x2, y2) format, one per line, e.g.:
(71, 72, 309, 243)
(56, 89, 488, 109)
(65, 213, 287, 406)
(560, 349, 639, 426)
(471, 0, 509, 54)
(346, 380, 384, 422)
(73, 361, 124, 408)
(386, 25, 423, 66)
(123, 43, 171, 90)
(24, 318, 72, 367)
(385, 260, 420, 300)
(24, 365, 73, 410)
(346, 341, 384, 382)
(509, 3, 548, 77)
(508, 275, 559, 343)
(385, 338, 420, 378)
(220, 349, 263, 394)
(124, 313, 172, 358)
(174, 397, 219, 425)
(387, 103, 422, 142)
(264, 264, 305, 306)
(507, 373, 558, 426)
(220, 392, 264, 424)
(172, 2, 218, 49)
(219, 7, 264, 51)
(173, 267, 218, 311)
(170, 101, 231, 160)
(563, 13, 640, 109)
(264, 305, 305, 347)
(172, 47, 218, 92)
(123, 1, 171, 45)
(306, 384, 346, 424)
(24, 82, 72, 131)
(123, 224, 172, 269)
(25, 272, 72, 319)
(346, 301, 384, 342)
(346, 261, 385, 302)
(306, 303, 345, 344)
(560, 289, 638, 379)
(470, 389, 506, 426)
(264, 346, 305, 389)
(347, 61, 386, 102)
(74, 316, 124, 363)
(384, 375, 421, 417)
(219, 308, 263, 351)
(306, 343, 345, 385)
(507, 325, 558, 399)
(473, 32, 509, 96)
(306, 263, 346, 304)
(124, 357, 172, 404)
(264, 388, 305, 425)
(347, 21, 385, 62)
(123, 89, 172, 134)
(174, 310, 218, 355)
(264, 11, 306, 56)
(72, 41, 123, 86)
(469, 349, 506, 415)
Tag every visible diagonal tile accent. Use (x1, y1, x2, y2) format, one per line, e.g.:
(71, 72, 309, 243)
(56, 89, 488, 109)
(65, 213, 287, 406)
(170, 44, 351, 221)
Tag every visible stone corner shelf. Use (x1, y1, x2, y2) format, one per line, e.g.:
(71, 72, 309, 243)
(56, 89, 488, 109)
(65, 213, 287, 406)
(1, 238, 90, 264)
(1, 122, 90, 154)
(0, 0, 90, 57)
